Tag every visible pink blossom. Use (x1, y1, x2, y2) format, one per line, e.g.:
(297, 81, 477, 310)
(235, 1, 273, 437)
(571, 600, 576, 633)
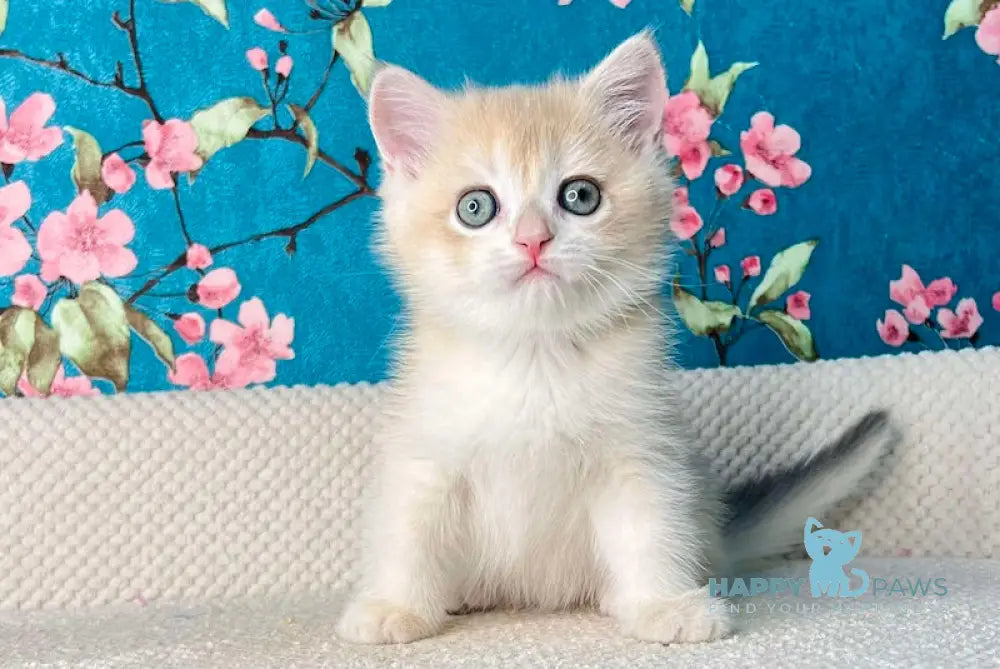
(673, 186, 689, 208)
(746, 188, 777, 215)
(253, 8, 288, 32)
(975, 6, 1000, 64)
(714, 164, 744, 197)
(101, 153, 136, 194)
(276, 55, 293, 78)
(937, 298, 983, 339)
(0, 93, 64, 164)
(142, 119, 203, 190)
(670, 206, 703, 240)
(196, 268, 241, 308)
(714, 265, 730, 285)
(246, 47, 268, 71)
(785, 290, 811, 320)
(877, 309, 909, 347)
(741, 255, 761, 278)
(993, 291, 1000, 312)
(889, 265, 957, 309)
(0, 180, 33, 276)
(18, 364, 99, 398)
(740, 111, 812, 188)
(903, 295, 930, 324)
(168, 352, 252, 391)
(12, 274, 46, 310)
(708, 228, 726, 248)
(186, 243, 213, 270)
(209, 297, 295, 385)
(173, 312, 206, 345)
(663, 92, 713, 180)
(37, 191, 137, 284)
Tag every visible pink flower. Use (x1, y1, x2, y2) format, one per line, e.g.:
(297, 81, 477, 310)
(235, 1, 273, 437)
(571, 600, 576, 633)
(714, 164, 744, 197)
(741, 255, 761, 278)
(670, 206, 703, 240)
(889, 265, 957, 309)
(708, 228, 726, 248)
(663, 92, 713, 180)
(246, 47, 268, 72)
(12, 274, 46, 310)
(173, 312, 206, 345)
(253, 8, 288, 32)
(975, 6, 1000, 63)
(100, 153, 136, 194)
(740, 111, 812, 188)
(992, 291, 1000, 312)
(877, 309, 909, 347)
(186, 243, 213, 270)
(673, 186, 689, 207)
(937, 298, 983, 339)
(276, 55, 294, 78)
(786, 290, 811, 320)
(746, 188, 778, 215)
(196, 268, 241, 308)
(37, 191, 137, 284)
(0, 93, 64, 164)
(0, 180, 33, 276)
(142, 119, 203, 190)
(168, 352, 252, 391)
(903, 295, 930, 324)
(714, 265, 730, 285)
(18, 364, 99, 398)
(209, 297, 295, 384)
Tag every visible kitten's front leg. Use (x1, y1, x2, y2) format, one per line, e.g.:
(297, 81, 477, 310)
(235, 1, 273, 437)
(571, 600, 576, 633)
(591, 456, 731, 644)
(336, 457, 458, 644)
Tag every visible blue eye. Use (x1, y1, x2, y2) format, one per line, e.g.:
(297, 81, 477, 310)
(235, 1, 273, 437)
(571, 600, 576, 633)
(558, 177, 601, 216)
(457, 189, 498, 228)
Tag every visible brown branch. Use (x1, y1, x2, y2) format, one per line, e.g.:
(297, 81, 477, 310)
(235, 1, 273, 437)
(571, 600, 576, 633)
(303, 51, 339, 112)
(126, 189, 368, 304)
(245, 127, 373, 191)
(112, 0, 163, 122)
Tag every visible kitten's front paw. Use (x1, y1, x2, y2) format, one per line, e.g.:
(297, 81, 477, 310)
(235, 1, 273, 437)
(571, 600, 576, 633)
(619, 588, 731, 644)
(336, 598, 441, 644)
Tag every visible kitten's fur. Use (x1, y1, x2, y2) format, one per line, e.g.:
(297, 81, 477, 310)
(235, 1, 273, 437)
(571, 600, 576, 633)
(336, 32, 897, 645)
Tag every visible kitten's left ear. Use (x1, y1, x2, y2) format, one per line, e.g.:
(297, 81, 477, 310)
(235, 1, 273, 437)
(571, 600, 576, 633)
(581, 30, 667, 151)
(368, 64, 449, 176)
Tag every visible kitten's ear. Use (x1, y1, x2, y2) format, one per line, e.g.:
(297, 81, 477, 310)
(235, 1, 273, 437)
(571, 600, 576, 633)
(368, 65, 448, 176)
(581, 30, 667, 151)
(843, 530, 862, 549)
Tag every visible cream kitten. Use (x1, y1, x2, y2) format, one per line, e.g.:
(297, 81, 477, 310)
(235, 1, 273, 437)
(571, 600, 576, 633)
(336, 31, 896, 645)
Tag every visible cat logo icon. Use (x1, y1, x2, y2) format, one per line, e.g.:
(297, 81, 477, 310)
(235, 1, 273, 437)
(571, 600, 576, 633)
(804, 517, 870, 598)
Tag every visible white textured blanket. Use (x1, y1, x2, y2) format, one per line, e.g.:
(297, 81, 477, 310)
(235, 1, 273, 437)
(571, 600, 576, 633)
(0, 348, 996, 667)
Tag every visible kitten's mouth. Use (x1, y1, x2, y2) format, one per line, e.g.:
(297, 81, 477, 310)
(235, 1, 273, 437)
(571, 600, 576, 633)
(517, 265, 556, 282)
(823, 545, 832, 556)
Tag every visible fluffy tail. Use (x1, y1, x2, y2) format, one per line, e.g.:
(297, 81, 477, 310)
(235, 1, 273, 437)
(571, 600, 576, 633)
(722, 410, 899, 567)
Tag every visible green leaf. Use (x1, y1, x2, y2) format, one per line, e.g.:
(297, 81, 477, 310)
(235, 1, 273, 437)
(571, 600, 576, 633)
(332, 11, 376, 95)
(747, 239, 819, 310)
(51, 282, 131, 391)
(189, 97, 269, 164)
(758, 310, 818, 362)
(0, 1, 8, 36)
(708, 139, 731, 157)
(943, 0, 982, 38)
(64, 126, 111, 205)
(362, 0, 393, 5)
(0, 308, 39, 396)
(125, 305, 176, 372)
(683, 41, 758, 117)
(672, 281, 742, 336)
(286, 104, 319, 177)
(680, 0, 695, 15)
(158, 0, 229, 28)
(26, 318, 60, 396)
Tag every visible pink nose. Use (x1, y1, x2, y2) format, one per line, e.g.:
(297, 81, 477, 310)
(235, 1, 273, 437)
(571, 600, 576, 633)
(514, 214, 554, 263)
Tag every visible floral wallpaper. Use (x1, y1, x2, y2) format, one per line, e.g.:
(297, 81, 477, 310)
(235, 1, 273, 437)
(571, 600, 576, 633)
(0, 0, 996, 397)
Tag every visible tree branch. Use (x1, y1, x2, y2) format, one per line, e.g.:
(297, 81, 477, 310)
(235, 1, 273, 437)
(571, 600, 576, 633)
(112, 0, 163, 122)
(304, 51, 339, 112)
(245, 127, 374, 192)
(126, 189, 368, 304)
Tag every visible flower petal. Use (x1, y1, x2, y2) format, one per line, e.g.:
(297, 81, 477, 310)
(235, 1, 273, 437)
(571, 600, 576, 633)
(9, 93, 56, 131)
(0, 180, 31, 227)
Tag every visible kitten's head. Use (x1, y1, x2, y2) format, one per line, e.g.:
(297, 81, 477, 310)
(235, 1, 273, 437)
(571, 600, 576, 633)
(369, 32, 673, 336)
(805, 526, 863, 564)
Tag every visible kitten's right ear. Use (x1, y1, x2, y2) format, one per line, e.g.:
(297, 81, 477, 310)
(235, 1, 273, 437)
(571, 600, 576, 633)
(368, 65, 448, 177)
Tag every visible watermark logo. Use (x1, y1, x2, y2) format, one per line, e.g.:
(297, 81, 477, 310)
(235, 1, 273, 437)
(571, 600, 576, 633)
(804, 516, 868, 598)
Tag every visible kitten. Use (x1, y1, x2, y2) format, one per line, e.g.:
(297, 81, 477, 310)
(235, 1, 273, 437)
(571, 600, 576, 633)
(336, 31, 897, 645)
(804, 517, 869, 598)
